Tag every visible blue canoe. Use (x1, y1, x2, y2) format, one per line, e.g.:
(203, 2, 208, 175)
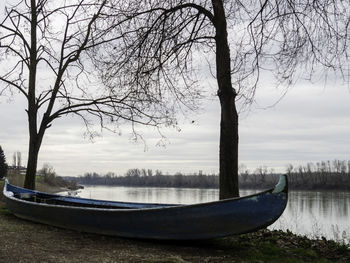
(2, 175, 288, 240)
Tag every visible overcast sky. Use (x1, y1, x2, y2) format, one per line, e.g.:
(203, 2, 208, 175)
(1, 78, 349, 177)
(1, 1, 349, 177)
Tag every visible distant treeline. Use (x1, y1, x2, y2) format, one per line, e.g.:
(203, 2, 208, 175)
(66, 160, 350, 191)
(240, 160, 350, 191)
(68, 170, 219, 189)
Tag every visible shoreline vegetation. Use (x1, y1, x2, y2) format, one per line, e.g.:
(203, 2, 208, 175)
(4, 173, 78, 193)
(67, 160, 350, 191)
(0, 179, 349, 262)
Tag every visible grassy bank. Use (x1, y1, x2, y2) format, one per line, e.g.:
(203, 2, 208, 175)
(0, 179, 349, 263)
(3, 174, 77, 193)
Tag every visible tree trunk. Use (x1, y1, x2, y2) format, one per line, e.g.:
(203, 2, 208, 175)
(212, 0, 239, 199)
(24, 0, 39, 190)
(218, 91, 239, 199)
(24, 135, 42, 190)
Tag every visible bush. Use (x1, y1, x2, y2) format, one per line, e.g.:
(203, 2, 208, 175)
(37, 163, 77, 189)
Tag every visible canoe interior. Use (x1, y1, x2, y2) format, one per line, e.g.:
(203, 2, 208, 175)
(5, 182, 177, 209)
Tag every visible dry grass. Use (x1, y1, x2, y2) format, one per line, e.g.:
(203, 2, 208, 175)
(4, 174, 68, 193)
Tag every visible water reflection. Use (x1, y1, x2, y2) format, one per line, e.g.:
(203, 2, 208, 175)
(270, 191, 350, 244)
(77, 186, 350, 243)
(79, 186, 219, 204)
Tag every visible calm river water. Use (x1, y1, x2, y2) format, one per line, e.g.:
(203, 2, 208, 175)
(74, 186, 350, 243)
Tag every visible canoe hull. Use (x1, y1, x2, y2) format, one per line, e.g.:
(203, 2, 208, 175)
(3, 176, 288, 240)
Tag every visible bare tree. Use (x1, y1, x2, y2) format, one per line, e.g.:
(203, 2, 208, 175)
(16, 151, 21, 167)
(38, 163, 56, 177)
(12, 152, 17, 167)
(12, 151, 22, 167)
(93, 0, 350, 198)
(0, 0, 192, 189)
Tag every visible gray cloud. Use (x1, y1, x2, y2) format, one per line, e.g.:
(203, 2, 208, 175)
(1, 81, 349, 177)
